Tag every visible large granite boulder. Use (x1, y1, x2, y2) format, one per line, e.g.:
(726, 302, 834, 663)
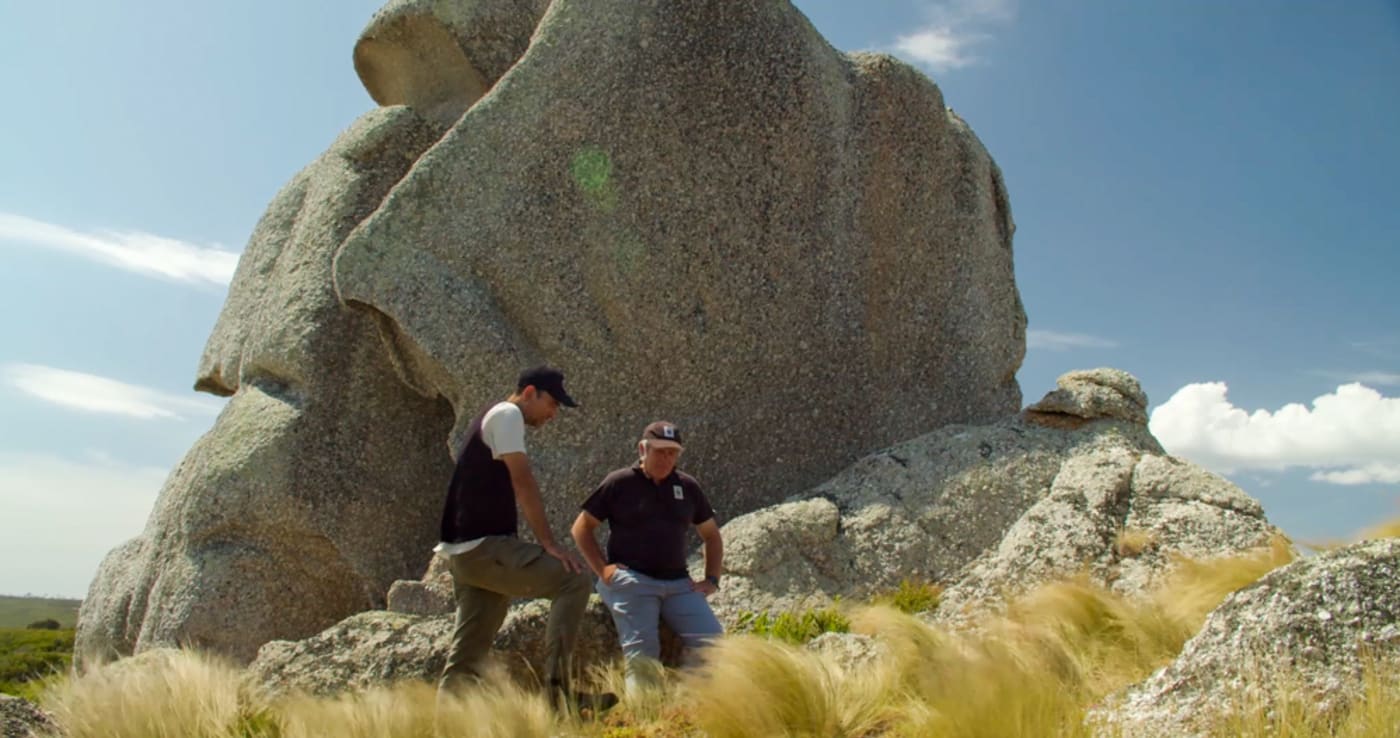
(1097, 538, 1400, 737)
(76, 107, 458, 665)
(711, 369, 1279, 620)
(0, 695, 54, 738)
(248, 370, 1279, 696)
(249, 599, 622, 696)
(80, 0, 1027, 666)
(332, 0, 1027, 528)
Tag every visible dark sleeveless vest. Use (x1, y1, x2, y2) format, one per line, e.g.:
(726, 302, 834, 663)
(439, 405, 517, 543)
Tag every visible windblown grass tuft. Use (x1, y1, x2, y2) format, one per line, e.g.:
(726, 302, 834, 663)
(26, 532, 1399, 737)
(39, 649, 264, 738)
(1209, 651, 1400, 737)
(277, 678, 553, 738)
(683, 634, 893, 738)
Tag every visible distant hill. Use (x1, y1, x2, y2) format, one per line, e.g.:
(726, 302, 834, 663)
(0, 595, 82, 629)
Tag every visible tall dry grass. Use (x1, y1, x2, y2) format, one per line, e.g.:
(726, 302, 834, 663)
(27, 523, 1400, 737)
(678, 532, 1371, 738)
(684, 634, 895, 738)
(1208, 652, 1400, 738)
(38, 649, 260, 738)
(277, 679, 554, 738)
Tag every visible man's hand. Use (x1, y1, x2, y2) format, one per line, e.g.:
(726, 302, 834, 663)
(691, 578, 718, 597)
(602, 563, 627, 584)
(542, 541, 585, 574)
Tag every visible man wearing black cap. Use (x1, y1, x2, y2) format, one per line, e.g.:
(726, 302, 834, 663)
(435, 366, 611, 712)
(571, 420, 724, 694)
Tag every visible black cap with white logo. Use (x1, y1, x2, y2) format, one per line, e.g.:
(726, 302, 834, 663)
(641, 420, 683, 448)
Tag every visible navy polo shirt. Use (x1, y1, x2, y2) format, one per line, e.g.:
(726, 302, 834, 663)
(580, 464, 715, 580)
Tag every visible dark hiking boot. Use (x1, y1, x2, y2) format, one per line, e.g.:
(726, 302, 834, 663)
(547, 681, 619, 717)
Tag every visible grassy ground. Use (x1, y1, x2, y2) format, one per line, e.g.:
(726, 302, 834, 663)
(20, 522, 1400, 737)
(0, 595, 81, 629)
(0, 627, 74, 700)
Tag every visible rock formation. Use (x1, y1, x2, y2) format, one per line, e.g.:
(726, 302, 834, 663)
(249, 600, 622, 696)
(79, 0, 1026, 664)
(710, 369, 1279, 621)
(1097, 537, 1400, 737)
(332, 0, 1027, 521)
(77, 108, 458, 665)
(0, 695, 54, 738)
(248, 369, 1285, 695)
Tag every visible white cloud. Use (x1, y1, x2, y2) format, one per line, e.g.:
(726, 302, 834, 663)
(1149, 381, 1400, 485)
(3, 363, 224, 420)
(894, 27, 985, 70)
(890, 0, 1016, 72)
(0, 212, 238, 286)
(0, 452, 166, 597)
(1026, 329, 1117, 351)
(1310, 464, 1400, 486)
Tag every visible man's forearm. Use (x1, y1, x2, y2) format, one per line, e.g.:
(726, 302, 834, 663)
(571, 518, 608, 577)
(703, 535, 723, 579)
(513, 477, 558, 547)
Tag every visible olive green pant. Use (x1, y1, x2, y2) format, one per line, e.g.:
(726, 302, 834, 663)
(438, 536, 591, 693)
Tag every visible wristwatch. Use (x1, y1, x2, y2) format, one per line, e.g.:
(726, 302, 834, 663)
(705, 574, 721, 589)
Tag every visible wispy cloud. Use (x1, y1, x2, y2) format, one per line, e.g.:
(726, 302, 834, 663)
(1351, 338, 1400, 360)
(0, 212, 238, 286)
(1313, 369, 1400, 387)
(0, 452, 165, 597)
(890, 0, 1016, 72)
(1340, 371, 1400, 387)
(1026, 329, 1117, 352)
(1311, 463, 1400, 486)
(3, 363, 224, 420)
(1149, 381, 1400, 486)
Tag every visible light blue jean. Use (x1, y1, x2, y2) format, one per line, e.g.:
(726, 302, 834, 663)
(596, 568, 723, 692)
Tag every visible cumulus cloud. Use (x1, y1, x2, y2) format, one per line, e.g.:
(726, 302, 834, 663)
(0, 452, 166, 597)
(1026, 329, 1117, 352)
(0, 212, 238, 286)
(3, 363, 224, 420)
(1149, 381, 1400, 485)
(891, 0, 1016, 71)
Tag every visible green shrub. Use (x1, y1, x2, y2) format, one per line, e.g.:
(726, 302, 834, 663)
(0, 627, 74, 699)
(873, 578, 943, 614)
(733, 607, 850, 644)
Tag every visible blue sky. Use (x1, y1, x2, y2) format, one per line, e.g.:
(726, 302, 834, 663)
(2, 0, 1397, 597)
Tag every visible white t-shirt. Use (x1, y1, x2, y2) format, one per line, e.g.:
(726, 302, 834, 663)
(434, 401, 528, 556)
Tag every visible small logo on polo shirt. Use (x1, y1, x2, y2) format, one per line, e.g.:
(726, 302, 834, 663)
(673, 484, 684, 499)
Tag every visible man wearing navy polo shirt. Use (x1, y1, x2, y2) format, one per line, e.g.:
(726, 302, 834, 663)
(571, 420, 725, 693)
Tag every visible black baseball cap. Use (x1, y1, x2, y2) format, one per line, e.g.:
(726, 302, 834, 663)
(642, 420, 682, 449)
(517, 365, 577, 408)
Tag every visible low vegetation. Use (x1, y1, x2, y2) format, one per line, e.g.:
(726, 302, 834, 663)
(733, 606, 851, 644)
(0, 627, 74, 700)
(0, 595, 81, 629)
(13, 521, 1400, 736)
(871, 578, 942, 614)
